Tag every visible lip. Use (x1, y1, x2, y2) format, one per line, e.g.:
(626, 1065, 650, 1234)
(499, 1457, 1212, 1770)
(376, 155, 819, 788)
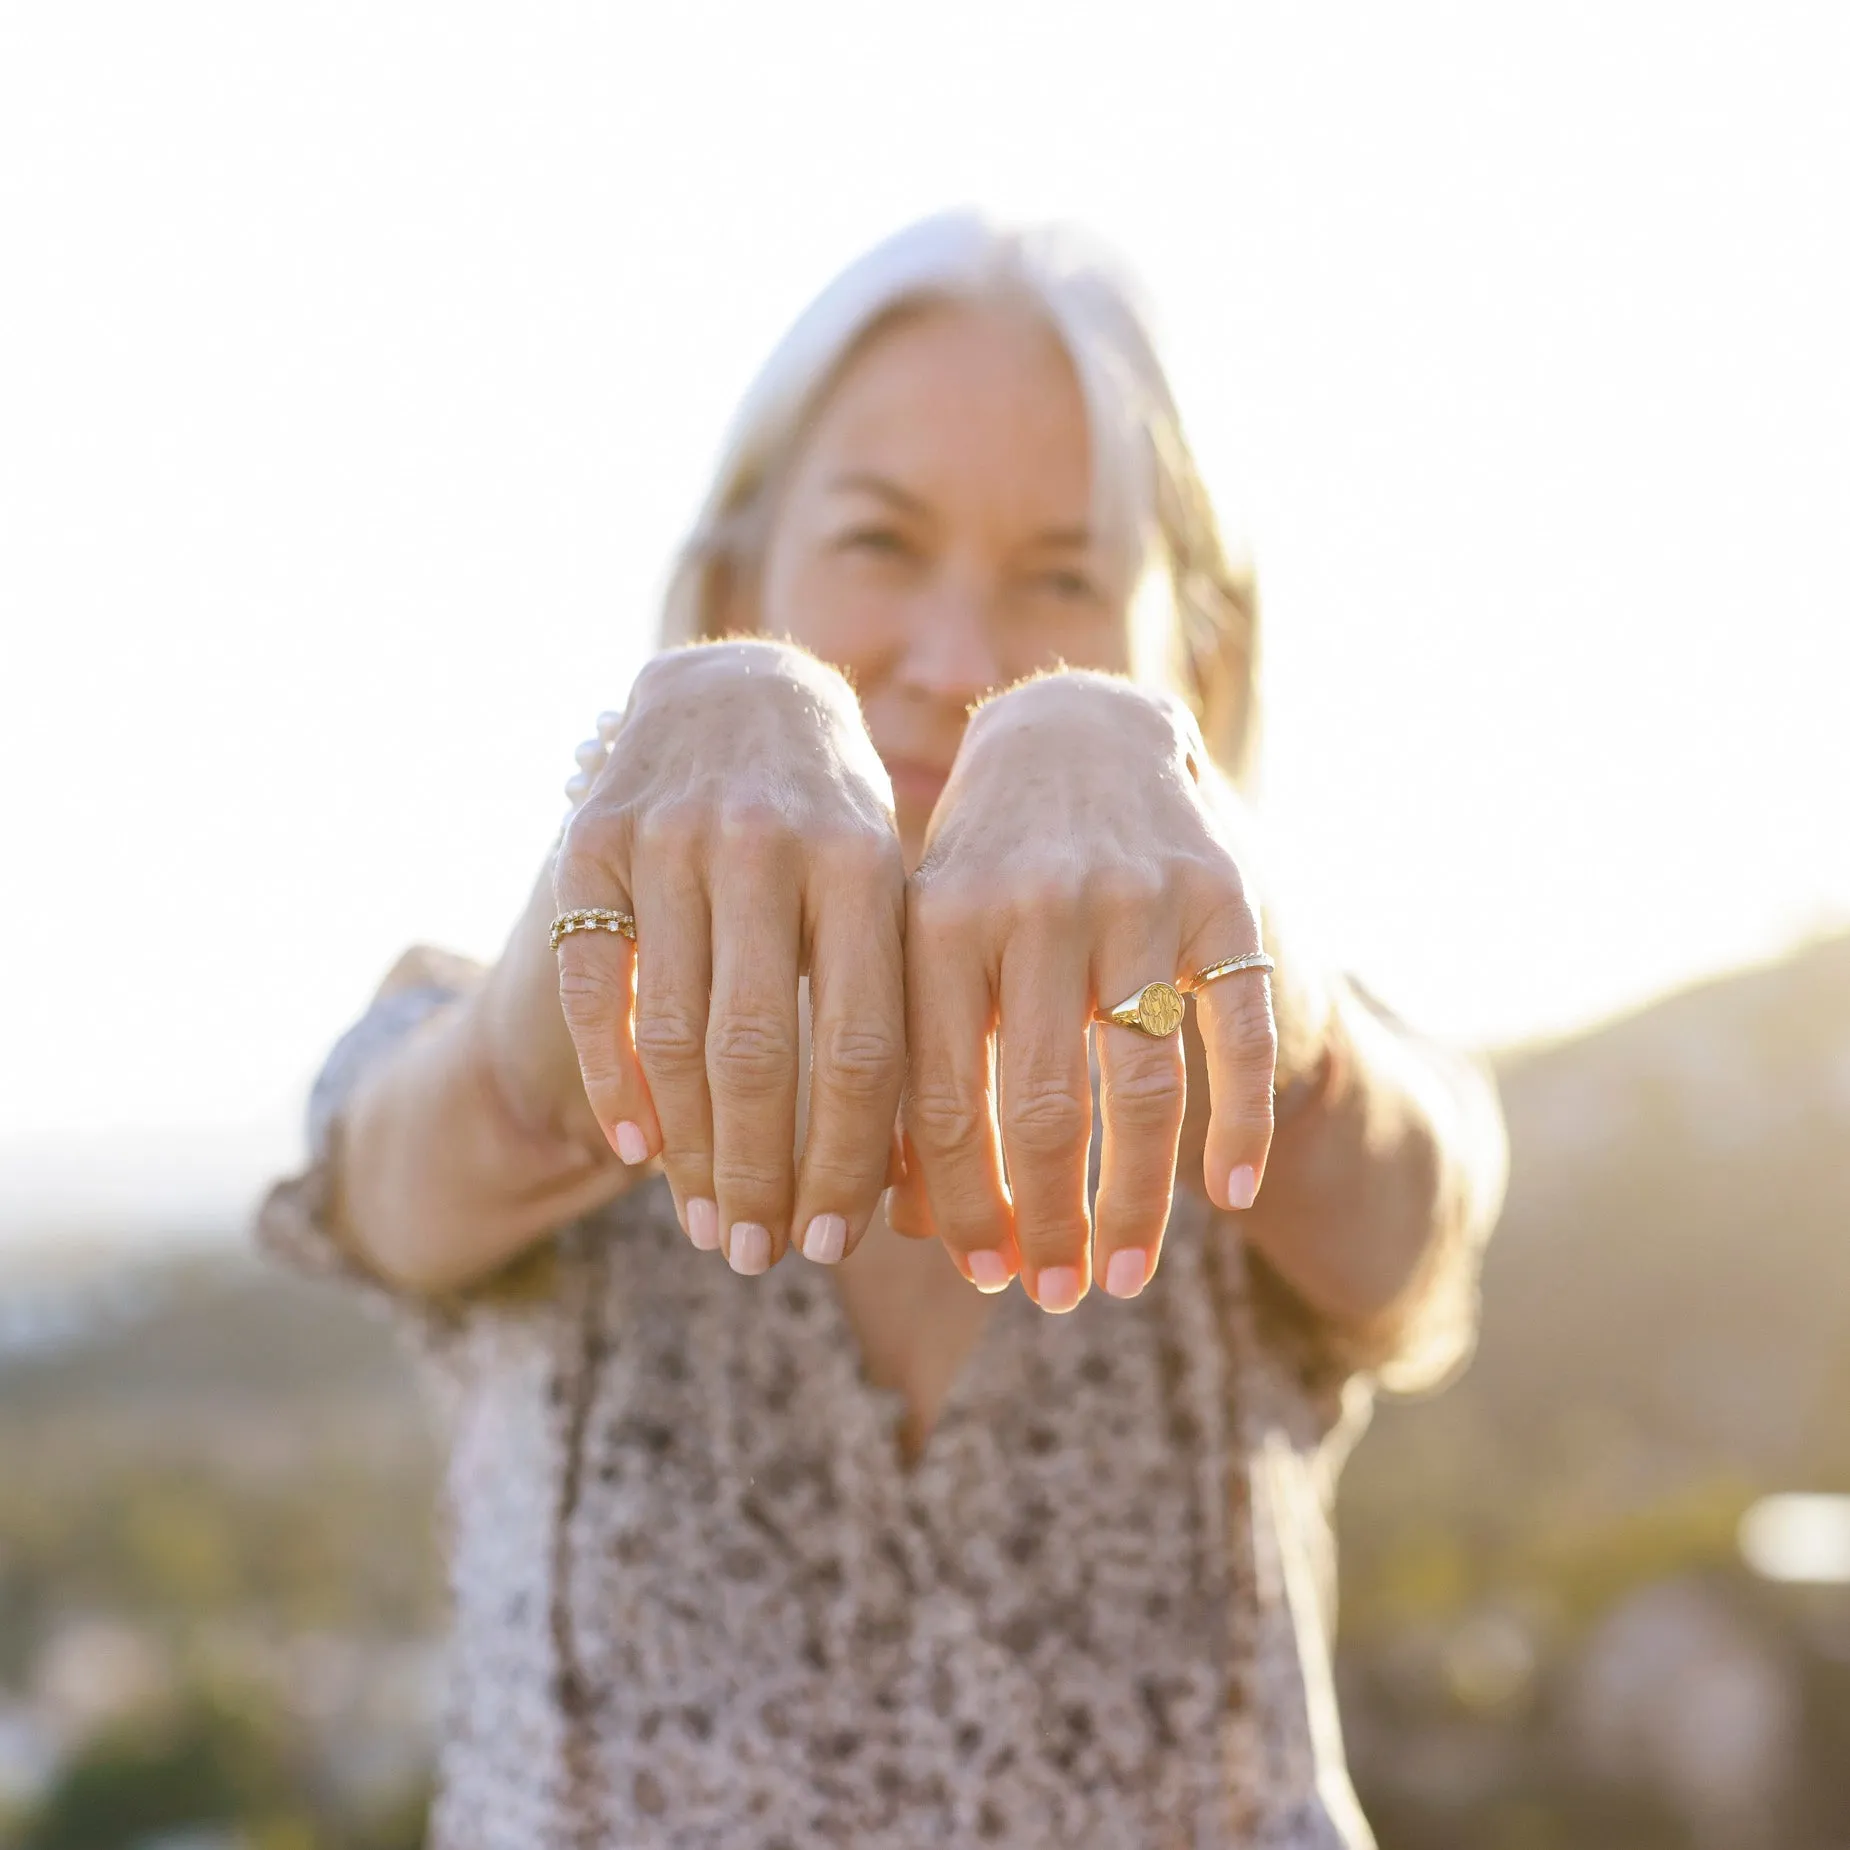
(881, 755, 952, 808)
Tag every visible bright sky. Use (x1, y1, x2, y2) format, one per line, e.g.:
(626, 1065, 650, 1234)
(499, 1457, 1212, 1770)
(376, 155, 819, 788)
(2, 5, 1847, 1214)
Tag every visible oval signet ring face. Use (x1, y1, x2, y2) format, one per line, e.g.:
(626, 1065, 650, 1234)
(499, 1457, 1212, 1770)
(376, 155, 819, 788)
(1098, 979, 1186, 1038)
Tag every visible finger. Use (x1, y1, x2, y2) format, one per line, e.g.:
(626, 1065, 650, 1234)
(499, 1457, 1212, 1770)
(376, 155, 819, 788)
(904, 884, 1016, 1293)
(997, 945, 1094, 1313)
(630, 848, 718, 1251)
(552, 822, 655, 1165)
(883, 1129, 937, 1241)
(1090, 968, 1187, 1303)
(705, 841, 804, 1276)
(790, 851, 907, 1267)
(1187, 935, 1279, 1212)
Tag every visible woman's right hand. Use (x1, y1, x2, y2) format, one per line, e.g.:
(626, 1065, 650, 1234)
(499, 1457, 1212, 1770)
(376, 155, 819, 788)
(552, 640, 908, 1274)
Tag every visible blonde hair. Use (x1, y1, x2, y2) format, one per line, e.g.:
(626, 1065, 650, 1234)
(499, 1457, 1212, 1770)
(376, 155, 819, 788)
(657, 211, 1261, 786)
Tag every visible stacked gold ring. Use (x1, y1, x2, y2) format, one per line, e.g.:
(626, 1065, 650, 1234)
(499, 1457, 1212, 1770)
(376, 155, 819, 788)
(1180, 950, 1275, 991)
(549, 907, 637, 952)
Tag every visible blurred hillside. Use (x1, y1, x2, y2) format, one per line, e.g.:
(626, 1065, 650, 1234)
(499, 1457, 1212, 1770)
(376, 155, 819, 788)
(1341, 930, 1850, 1848)
(1, 933, 1847, 1846)
(0, 1260, 439, 1848)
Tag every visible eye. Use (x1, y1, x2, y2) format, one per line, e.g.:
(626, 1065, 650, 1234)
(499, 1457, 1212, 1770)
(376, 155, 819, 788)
(836, 524, 912, 559)
(1034, 565, 1100, 602)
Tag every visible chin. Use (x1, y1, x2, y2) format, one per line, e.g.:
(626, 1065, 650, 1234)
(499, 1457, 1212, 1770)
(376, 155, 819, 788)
(895, 808, 932, 874)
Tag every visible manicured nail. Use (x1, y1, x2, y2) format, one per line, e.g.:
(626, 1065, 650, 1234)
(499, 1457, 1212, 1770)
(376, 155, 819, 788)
(613, 1120, 649, 1166)
(728, 1222, 771, 1276)
(1227, 1163, 1259, 1211)
(1103, 1248, 1148, 1300)
(966, 1250, 1012, 1294)
(684, 1197, 720, 1251)
(1034, 1266, 1082, 1314)
(801, 1213, 847, 1265)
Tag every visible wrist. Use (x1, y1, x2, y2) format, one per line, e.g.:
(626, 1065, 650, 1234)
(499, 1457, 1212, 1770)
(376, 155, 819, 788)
(969, 670, 1201, 766)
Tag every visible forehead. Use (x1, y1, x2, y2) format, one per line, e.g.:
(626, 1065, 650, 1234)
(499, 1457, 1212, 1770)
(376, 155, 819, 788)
(789, 298, 1096, 526)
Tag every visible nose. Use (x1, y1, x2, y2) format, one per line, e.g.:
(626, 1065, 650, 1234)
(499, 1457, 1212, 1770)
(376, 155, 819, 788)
(894, 571, 1003, 712)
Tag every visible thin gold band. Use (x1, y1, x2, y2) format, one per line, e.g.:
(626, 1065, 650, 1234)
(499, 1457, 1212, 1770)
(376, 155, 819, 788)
(550, 907, 637, 952)
(1181, 950, 1275, 992)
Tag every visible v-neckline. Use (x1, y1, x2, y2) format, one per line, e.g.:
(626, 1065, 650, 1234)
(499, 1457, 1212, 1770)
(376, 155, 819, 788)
(821, 1254, 1017, 1486)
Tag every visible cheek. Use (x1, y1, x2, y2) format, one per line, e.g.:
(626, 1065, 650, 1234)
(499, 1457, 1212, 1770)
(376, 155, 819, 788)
(758, 551, 904, 686)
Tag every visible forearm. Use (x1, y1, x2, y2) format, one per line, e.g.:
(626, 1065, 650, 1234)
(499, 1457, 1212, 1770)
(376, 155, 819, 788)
(1241, 971, 1507, 1354)
(333, 866, 637, 1294)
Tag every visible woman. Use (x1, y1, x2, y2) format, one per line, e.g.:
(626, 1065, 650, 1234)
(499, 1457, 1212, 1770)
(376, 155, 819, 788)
(260, 213, 1507, 1848)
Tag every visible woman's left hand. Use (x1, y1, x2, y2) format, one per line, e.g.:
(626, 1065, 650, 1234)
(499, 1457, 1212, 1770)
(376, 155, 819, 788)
(890, 672, 1278, 1311)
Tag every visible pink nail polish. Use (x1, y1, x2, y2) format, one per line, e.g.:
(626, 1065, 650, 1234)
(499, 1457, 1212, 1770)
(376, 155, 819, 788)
(728, 1222, 772, 1276)
(1103, 1248, 1148, 1300)
(613, 1120, 649, 1166)
(966, 1250, 1012, 1293)
(1227, 1163, 1258, 1211)
(684, 1197, 720, 1251)
(801, 1214, 847, 1265)
(1034, 1266, 1082, 1314)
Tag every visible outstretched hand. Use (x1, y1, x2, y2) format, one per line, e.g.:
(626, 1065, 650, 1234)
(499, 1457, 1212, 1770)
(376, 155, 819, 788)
(886, 672, 1278, 1311)
(552, 642, 907, 1274)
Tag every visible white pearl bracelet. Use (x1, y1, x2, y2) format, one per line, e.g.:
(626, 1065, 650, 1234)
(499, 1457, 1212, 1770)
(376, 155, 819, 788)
(563, 709, 623, 814)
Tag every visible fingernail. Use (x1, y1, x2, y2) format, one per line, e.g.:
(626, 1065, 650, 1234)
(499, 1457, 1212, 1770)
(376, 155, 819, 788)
(728, 1222, 771, 1276)
(1103, 1248, 1148, 1300)
(966, 1250, 1012, 1294)
(1034, 1265, 1082, 1314)
(613, 1120, 649, 1166)
(684, 1197, 720, 1251)
(1227, 1163, 1259, 1211)
(801, 1213, 847, 1265)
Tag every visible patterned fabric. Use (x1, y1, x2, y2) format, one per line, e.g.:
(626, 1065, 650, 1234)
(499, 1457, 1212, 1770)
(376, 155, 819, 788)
(258, 986, 1397, 1849)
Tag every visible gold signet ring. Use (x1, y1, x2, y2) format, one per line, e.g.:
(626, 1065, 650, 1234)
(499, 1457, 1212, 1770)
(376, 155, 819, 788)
(1096, 980, 1186, 1038)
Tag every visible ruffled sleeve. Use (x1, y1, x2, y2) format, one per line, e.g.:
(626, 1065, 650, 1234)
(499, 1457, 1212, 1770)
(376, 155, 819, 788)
(253, 946, 487, 1347)
(1244, 978, 1509, 1405)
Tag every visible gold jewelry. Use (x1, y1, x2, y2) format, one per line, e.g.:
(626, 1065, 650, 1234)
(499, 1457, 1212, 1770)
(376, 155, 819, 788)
(1096, 979, 1186, 1038)
(1181, 950, 1275, 992)
(549, 907, 637, 951)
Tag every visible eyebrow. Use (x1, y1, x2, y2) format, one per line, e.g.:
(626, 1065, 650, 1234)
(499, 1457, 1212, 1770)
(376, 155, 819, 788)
(827, 470, 1093, 549)
(826, 470, 931, 517)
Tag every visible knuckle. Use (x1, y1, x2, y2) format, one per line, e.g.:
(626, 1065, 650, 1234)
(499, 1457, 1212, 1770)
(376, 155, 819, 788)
(633, 801, 707, 862)
(814, 821, 903, 884)
(556, 958, 629, 1030)
(717, 796, 798, 856)
(812, 1023, 904, 1102)
(706, 1009, 798, 1091)
(1104, 1052, 1184, 1122)
(1090, 862, 1168, 915)
(1005, 1078, 1092, 1155)
(799, 1147, 876, 1201)
(907, 875, 985, 942)
(904, 1082, 987, 1153)
(1217, 979, 1279, 1062)
(1013, 1214, 1090, 1259)
(1183, 847, 1252, 912)
(1006, 862, 1086, 923)
(556, 804, 627, 884)
(710, 1151, 790, 1199)
(632, 1000, 706, 1073)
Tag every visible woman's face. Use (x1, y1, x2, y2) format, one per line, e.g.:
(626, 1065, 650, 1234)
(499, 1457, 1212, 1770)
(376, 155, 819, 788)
(749, 300, 1136, 863)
